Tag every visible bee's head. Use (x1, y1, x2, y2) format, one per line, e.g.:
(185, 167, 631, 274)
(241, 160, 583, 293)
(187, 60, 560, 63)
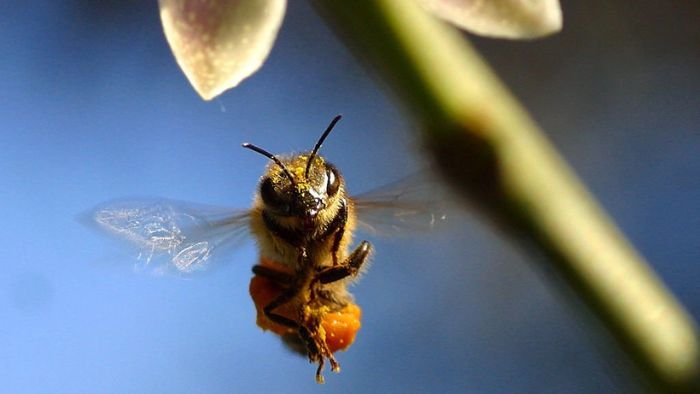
(243, 115, 344, 227)
(258, 154, 343, 219)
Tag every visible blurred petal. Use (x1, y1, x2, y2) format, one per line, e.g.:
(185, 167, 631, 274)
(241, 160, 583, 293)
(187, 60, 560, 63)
(417, 0, 562, 39)
(159, 0, 287, 100)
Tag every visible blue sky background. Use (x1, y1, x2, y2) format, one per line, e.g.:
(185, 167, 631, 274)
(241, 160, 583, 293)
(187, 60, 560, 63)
(1, 1, 699, 393)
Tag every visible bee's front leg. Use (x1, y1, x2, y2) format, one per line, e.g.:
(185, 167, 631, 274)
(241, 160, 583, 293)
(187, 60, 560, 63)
(315, 241, 372, 285)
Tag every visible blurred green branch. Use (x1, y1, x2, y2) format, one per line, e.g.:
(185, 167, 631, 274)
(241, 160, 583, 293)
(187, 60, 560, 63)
(313, 1, 700, 391)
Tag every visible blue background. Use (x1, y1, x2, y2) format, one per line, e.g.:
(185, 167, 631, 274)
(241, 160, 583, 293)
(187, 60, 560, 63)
(2, 1, 699, 393)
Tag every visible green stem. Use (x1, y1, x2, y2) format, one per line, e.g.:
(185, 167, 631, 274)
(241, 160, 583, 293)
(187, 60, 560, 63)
(313, 0, 700, 391)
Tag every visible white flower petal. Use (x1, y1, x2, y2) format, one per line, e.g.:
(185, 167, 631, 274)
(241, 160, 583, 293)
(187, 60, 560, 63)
(159, 0, 287, 100)
(417, 0, 562, 39)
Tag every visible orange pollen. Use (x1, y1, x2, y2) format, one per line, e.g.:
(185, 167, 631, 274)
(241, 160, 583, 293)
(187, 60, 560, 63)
(248, 260, 361, 353)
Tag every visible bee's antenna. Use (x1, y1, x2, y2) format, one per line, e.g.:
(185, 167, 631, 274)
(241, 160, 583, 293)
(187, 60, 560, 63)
(242, 143, 296, 185)
(305, 115, 342, 178)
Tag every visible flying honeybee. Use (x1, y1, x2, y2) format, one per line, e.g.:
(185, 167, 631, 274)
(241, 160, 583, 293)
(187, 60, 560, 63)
(90, 115, 446, 383)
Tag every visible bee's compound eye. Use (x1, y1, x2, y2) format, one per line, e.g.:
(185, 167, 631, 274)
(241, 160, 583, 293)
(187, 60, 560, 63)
(326, 165, 340, 196)
(260, 177, 290, 214)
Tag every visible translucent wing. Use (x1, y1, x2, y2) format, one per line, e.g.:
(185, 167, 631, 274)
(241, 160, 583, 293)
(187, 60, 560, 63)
(87, 198, 250, 275)
(352, 172, 450, 237)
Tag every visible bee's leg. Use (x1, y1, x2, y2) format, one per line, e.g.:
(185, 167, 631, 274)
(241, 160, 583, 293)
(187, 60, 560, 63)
(298, 314, 340, 384)
(261, 248, 308, 331)
(324, 199, 348, 266)
(310, 198, 349, 266)
(330, 224, 344, 266)
(274, 312, 330, 383)
(260, 250, 309, 329)
(262, 288, 300, 330)
(316, 241, 372, 284)
(252, 264, 293, 286)
(297, 323, 328, 383)
(316, 360, 326, 384)
(256, 259, 329, 378)
(260, 287, 327, 368)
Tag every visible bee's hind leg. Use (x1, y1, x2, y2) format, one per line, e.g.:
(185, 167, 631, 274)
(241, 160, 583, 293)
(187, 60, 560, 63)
(254, 267, 334, 383)
(302, 241, 370, 382)
(297, 322, 337, 384)
(315, 241, 372, 285)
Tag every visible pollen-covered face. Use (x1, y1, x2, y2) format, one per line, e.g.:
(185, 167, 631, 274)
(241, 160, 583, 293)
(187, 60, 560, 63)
(259, 154, 344, 227)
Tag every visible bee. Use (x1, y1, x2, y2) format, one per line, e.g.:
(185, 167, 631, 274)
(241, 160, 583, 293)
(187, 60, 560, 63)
(90, 115, 445, 383)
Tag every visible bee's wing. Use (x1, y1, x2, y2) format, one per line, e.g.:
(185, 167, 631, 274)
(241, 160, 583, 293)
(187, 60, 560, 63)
(352, 173, 450, 237)
(87, 198, 250, 275)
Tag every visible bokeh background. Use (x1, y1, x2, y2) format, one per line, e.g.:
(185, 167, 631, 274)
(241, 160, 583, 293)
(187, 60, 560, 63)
(2, 1, 699, 393)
